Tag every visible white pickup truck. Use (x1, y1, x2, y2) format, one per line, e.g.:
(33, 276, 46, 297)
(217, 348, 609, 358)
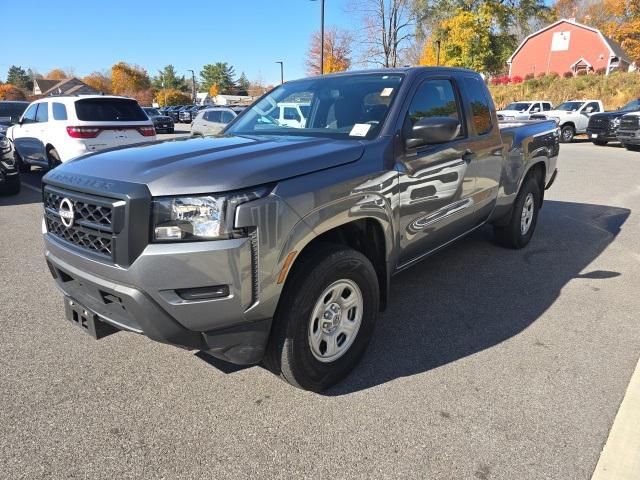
(497, 100, 553, 121)
(530, 99, 604, 143)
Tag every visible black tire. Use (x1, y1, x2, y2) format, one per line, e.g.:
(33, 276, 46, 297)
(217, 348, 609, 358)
(625, 144, 640, 152)
(15, 150, 30, 173)
(493, 176, 541, 249)
(47, 148, 61, 170)
(168, 127, 174, 134)
(264, 244, 380, 391)
(592, 139, 608, 146)
(560, 124, 575, 143)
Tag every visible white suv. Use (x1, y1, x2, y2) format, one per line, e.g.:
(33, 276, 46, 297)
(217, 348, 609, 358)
(497, 100, 553, 120)
(7, 95, 156, 171)
(530, 99, 604, 143)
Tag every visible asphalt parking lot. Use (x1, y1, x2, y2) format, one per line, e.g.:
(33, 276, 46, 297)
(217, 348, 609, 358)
(2, 140, 640, 479)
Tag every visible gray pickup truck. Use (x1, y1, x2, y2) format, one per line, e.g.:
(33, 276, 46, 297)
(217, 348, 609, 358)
(42, 68, 559, 391)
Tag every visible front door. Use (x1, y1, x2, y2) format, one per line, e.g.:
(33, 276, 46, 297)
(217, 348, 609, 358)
(396, 76, 480, 266)
(13, 103, 43, 163)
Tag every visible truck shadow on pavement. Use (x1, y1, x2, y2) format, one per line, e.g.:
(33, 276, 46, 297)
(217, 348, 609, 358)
(323, 199, 629, 396)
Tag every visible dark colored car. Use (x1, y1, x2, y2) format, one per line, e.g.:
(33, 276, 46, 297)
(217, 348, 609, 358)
(143, 107, 175, 134)
(175, 105, 195, 123)
(179, 105, 209, 124)
(0, 134, 20, 195)
(165, 105, 186, 122)
(0, 101, 29, 136)
(587, 98, 640, 146)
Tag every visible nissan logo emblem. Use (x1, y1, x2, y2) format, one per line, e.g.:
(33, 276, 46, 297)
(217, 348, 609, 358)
(58, 198, 75, 228)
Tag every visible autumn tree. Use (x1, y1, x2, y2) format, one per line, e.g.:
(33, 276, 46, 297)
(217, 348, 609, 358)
(45, 69, 72, 79)
(209, 84, 219, 97)
(152, 65, 189, 92)
(599, 0, 640, 64)
(306, 27, 353, 75)
(154, 88, 191, 107)
(6, 66, 32, 91)
(83, 71, 112, 94)
(0, 84, 27, 100)
(111, 62, 152, 95)
(349, 0, 415, 67)
(200, 62, 236, 94)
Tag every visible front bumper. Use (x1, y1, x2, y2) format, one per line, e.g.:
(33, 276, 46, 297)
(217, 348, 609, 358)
(44, 233, 272, 365)
(587, 127, 618, 141)
(617, 129, 640, 145)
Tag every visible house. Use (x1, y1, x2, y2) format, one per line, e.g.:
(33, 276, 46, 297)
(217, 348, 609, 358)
(507, 19, 632, 78)
(33, 77, 99, 96)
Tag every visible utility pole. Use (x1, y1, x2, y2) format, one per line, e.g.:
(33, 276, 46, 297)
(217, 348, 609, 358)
(187, 69, 196, 104)
(435, 40, 441, 66)
(276, 61, 284, 84)
(311, 0, 325, 74)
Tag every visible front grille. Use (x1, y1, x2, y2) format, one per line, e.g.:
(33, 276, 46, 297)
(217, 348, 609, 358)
(620, 116, 640, 130)
(46, 216, 113, 256)
(43, 185, 122, 260)
(588, 117, 609, 130)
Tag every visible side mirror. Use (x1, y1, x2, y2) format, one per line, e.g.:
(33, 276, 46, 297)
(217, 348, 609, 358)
(405, 117, 461, 149)
(584, 107, 594, 114)
(532, 107, 540, 113)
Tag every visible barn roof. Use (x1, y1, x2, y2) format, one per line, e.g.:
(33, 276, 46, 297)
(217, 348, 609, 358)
(507, 19, 632, 65)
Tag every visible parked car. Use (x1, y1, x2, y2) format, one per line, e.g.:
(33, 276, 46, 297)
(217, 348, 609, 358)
(616, 112, 640, 151)
(165, 105, 186, 122)
(0, 100, 29, 136)
(178, 105, 209, 124)
(191, 107, 238, 135)
(497, 100, 553, 120)
(530, 99, 603, 143)
(586, 98, 640, 146)
(7, 95, 156, 171)
(41, 67, 559, 391)
(267, 102, 310, 128)
(143, 107, 174, 134)
(0, 134, 20, 195)
(175, 105, 194, 123)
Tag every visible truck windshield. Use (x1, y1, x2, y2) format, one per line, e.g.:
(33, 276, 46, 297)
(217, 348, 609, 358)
(556, 101, 584, 111)
(226, 73, 404, 139)
(504, 102, 531, 111)
(621, 99, 640, 111)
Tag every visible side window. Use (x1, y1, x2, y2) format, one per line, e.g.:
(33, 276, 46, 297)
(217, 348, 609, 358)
(405, 78, 461, 131)
(207, 111, 222, 123)
(36, 103, 49, 123)
(52, 102, 68, 121)
(268, 107, 280, 120)
(221, 111, 235, 123)
(21, 104, 38, 124)
(461, 77, 493, 136)
(543, 103, 552, 111)
(531, 103, 541, 113)
(283, 107, 300, 121)
(584, 102, 600, 113)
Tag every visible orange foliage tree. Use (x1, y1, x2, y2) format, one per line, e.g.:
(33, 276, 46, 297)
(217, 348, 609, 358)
(45, 69, 69, 80)
(0, 84, 27, 100)
(154, 89, 192, 106)
(209, 84, 219, 97)
(598, 0, 640, 64)
(111, 62, 151, 95)
(306, 27, 352, 75)
(83, 71, 112, 94)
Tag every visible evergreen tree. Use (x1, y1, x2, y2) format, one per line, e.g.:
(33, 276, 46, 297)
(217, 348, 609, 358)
(6, 65, 32, 91)
(200, 63, 236, 95)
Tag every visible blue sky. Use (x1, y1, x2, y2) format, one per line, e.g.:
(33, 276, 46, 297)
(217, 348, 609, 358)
(1, 0, 355, 86)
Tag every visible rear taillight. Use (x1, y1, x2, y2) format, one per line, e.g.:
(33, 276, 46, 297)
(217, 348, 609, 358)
(66, 126, 100, 138)
(138, 126, 156, 137)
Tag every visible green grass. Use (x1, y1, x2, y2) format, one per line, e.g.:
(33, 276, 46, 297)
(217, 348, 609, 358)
(489, 72, 640, 110)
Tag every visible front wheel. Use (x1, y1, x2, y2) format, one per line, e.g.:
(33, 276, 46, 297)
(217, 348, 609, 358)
(15, 150, 30, 173)
(592, 139, 608, 146)
(264, 245, 380, 391)
(625, 144, 640, 152)
(493, 176, 541, 249)
(560, 125, 575, 143)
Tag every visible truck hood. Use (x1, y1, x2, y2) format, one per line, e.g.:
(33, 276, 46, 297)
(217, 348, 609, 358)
(590, 111, 633, 120)
(48, 135, 365, 196)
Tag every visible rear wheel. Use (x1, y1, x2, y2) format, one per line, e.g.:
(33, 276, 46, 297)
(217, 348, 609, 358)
(592, 139, 608, 146)
(264, 245, 379, 391)
(493, 176, 541, 249)
(560, 124, 575, 143)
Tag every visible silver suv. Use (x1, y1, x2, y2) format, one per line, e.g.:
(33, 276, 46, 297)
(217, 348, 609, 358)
(191, 107, 237, 136)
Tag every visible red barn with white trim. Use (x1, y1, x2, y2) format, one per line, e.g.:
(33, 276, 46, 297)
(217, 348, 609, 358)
(508, 19, 631, 78)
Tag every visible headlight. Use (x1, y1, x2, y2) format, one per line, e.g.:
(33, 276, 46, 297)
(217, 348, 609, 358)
(151, 187, 270, 242)
(0, 136, 11, 155)
(612, 117, 621, 127)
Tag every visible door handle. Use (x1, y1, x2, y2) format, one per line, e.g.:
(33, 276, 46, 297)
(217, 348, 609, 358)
(462, 149, 477, 162)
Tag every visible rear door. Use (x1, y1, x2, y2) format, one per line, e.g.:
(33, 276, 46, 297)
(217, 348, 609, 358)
(204, 110, 225, 134)
(396, 75, 480, 266)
